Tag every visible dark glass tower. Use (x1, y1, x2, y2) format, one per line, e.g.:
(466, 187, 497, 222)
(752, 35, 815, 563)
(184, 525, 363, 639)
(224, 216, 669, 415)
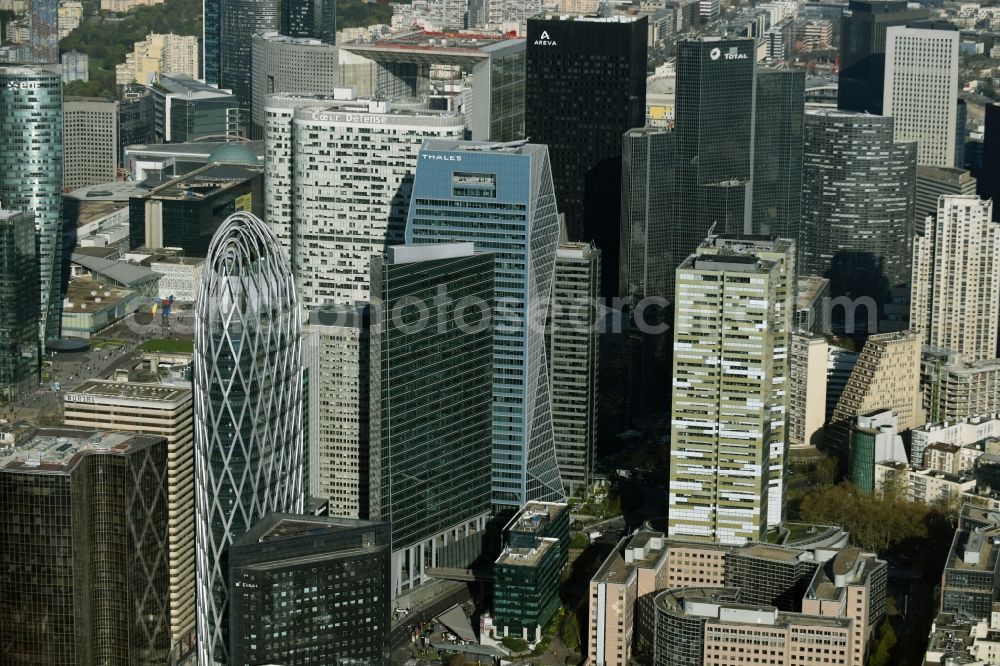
(203, 0, 221, 85)
(980, 103, 1000, 221)
(0, 428, 170, 665)
(228, 514, 390, 665)
(118, 84, 155, 167)
(0, 210, 39, 402)
(369, 243, 494, 597)
(751, 66, 804, 238)
(220, 0, 279, 130)
(524, 15, 646, 294)
(280, 0, 336, 42)
(837, 0, 929, 114)
(800, 109, 916, 313)
(672, 38, 756, 265)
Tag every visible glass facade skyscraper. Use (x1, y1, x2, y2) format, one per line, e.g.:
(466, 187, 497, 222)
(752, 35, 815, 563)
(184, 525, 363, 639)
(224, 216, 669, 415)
(524, 15, 646, 291)
(800, 110, 917, 296)
(369, 243, 494, 596)
(228, 514, 390, 665)
(219, 0, 278, 130)
(407, 140, 564, 509)
(671, 38, 756, 269)
(838, 0, 928, 114)
(0, 210, 39, 401)
(203, 0, 221, 85)
(751, 67, 804, 238)
(0, 65, 62, 342)
(0, 428, 171, 665)
(194, 211, 304, 665)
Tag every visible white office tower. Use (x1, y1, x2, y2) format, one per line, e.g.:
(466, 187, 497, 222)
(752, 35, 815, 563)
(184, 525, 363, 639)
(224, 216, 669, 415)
(911, 195, 1000, 362)
(884, 23, 959, 167)
(668, 236, 794, 545)
(264, 90, 465, 307)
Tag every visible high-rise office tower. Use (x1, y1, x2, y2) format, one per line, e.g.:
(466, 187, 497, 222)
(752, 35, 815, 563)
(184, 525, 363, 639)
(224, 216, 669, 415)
(302, 305, 371, 518)
(370, 243, 494, 596)
(0, 210, 38, 402)
(980, 103, 1000, 222)
(837, 0, 929, 114)
(249, 33, 340, 139)
(118, 84, 155, 166)
(203, 0, 221, 85)
(883, 22, 959, 167)
(800, 110, 916, 298)
(150, 74, 241, 143)
(828, 330, 924, 452)
(668, 236, 795, 544)
(339, 33, 525, 142)
(279, 0, 336, 41)
(0, 428, 170, 664)
(915, 165, 977, 234)
(63, 96, 118, 191)
(62, 380, 196, 653)
(672, 38, 756, 268)
(524, 15, 646, 291)
(264, 92, 465, 307)
(228, 514, 390, 665)
(911, 196, 999, 361)
(550, 242, 600, 497)
(194, 211, 304, 665)
(219, 0, 278, 129)
(0, 65, 62, 342)
(407, 140, 564, 508)
(28, 0, 57, 63)
(620, 126, 674, 305)
(751, 66, 804, 238)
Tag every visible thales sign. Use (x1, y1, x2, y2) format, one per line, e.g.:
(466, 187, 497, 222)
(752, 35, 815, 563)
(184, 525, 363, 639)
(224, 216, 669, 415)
(709, 46, 748, 61)
(534, 30, 557, 46)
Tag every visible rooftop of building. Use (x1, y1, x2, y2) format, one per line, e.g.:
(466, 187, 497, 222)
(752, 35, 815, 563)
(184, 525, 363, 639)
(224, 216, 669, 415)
(124, 140, 264, 162)
(805, 549, 882, 601)
(251, 514, 385, 543)
(275, 92, 465, 124)
(797, 274, 830, 305)
(134, 163, 260, 202)
(64, 95, 115, 105)
(504, 500, 568, 535)
(0, 63, 62, 77)
(917, 164, 976, 182)
(805, 107, 895, 121)
(65, 180, 152, 202)
(153, 74, 234, 98)
(0, 427, 160, 474)
(655, 586, 853, 630)
(925, 614, 976, 661)
(341, 29, 523, 64)
(64, 378, 191, 405)
(385, 242, 476, 266)
(947, 513, 1000, 573)
(681, 252, 778, 275)
(0, 420, 36, 446)
(739, 543, 808, 563)
(556, 241, 597, 260)
(593, 531, 668, 585)
(536, 13, 644, 23)
(701, 234, 795, 257)
(0, 208, 27, 222)
(496, 536, 558, 567)
(421, 138, 546, 157)
(70, 252, 162, 289)
(255, 31, 332, 47)
(63, 277, 132, 313)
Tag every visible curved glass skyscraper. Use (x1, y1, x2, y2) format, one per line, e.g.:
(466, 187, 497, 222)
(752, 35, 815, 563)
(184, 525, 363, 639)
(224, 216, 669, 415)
(0, 65, 62, 342)
(194, 211, 303, 665)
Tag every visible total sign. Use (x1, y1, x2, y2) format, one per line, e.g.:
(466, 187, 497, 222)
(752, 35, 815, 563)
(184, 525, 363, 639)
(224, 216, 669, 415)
(709, 46, 748, 61)
(533, 29, 557, 46)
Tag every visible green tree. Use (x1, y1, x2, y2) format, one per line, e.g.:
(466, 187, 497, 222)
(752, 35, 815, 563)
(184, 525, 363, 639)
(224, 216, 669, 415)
(561, 611, 581, 652)
(867, 620, 897, 666)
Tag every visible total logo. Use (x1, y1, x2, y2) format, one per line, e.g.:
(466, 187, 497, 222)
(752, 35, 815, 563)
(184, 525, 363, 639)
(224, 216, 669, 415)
(534, 30, 557, 47)
(710, 46, 748, 61)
